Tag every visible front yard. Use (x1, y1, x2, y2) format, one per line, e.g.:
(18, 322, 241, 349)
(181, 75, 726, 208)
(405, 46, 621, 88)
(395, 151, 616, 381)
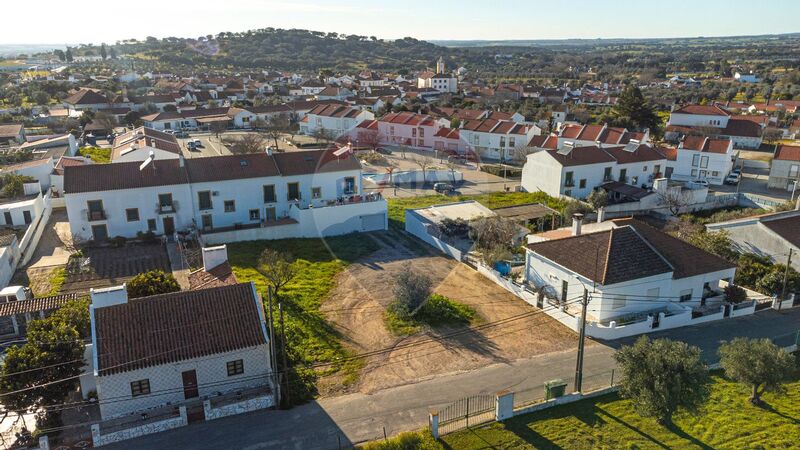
(366, 371, 800, 449)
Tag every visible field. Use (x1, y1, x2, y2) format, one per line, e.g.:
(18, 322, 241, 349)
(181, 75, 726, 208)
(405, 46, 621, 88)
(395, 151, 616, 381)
(387, 191, 568, 228)
(365, 371, 800, 449)
(227, 234, 380, 403)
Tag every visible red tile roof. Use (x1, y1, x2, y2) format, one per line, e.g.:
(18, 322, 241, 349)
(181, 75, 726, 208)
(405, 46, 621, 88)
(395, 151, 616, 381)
(0, 293, 81, 317)
(774, 145, 800, 162)
(672, 104, 730, 116)
(680, 136, 732, 154)
(434, 128, 460, 139)
(94, 283, 267, 375)
(111, 126, 182, 160)
(307, 104, 362, 118)
(379, 112, 436, 126)
(721, 118, 762, 138)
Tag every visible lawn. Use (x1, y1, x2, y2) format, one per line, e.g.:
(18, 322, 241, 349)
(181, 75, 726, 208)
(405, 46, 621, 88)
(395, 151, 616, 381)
(387, 191, 568, 229)
(78, 147, 111, 164)
(227, 234, 380, 403)
(438, 372, 800, 450)
(384, 294, 478, 336)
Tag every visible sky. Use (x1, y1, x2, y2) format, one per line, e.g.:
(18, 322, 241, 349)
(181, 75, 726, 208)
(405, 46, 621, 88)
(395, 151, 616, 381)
(3, 0, 800, 45)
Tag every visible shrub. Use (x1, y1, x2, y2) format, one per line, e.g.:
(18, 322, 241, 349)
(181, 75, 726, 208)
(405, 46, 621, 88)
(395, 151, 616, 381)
(126, 270, 180, 299)
(393, 267, 432, 313)
(384, 294, 476, 336)
(723, 285, 747, 304)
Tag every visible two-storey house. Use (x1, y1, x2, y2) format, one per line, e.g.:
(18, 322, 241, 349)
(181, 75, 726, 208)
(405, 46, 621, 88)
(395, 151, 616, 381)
(671, 136, 735, 185)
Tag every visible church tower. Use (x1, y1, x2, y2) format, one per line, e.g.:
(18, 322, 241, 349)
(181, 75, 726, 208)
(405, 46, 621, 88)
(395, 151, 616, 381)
(436, 56, 446, 74)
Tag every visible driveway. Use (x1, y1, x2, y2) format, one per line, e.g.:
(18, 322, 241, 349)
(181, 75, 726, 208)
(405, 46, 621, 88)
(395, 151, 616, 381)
(28, 209, 71, 269)
(100, 296, 800, 449)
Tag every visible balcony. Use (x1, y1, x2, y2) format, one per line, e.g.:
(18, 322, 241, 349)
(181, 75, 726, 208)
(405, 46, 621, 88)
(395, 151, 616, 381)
(87, 210, 106, 221)
(156, 201, 179, 214)
(563, 180, 575, 188)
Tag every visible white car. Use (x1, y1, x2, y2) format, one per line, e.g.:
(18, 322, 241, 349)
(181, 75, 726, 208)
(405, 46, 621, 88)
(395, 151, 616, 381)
(724, 173, 741, 185)
(689, 179, 709, 188)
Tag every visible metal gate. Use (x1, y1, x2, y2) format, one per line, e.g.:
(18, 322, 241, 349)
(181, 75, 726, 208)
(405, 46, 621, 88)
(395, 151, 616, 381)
(437, 394, 495, 435)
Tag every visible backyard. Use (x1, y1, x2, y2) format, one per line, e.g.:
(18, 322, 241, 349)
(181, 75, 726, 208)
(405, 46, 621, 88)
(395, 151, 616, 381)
(365, 371, 800, 450)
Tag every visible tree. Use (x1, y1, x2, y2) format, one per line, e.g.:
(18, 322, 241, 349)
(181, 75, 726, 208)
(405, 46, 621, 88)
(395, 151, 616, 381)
(265, 114, 290, 150)
(230, 133, 267, 154)
(615, 336, 711, 425)
(393, 267, 432, 315)
(79, 110, 95, 127)
(31, 91, 50, 105)
(755, 266, 800, 297)
(123, 110, 143, 127)
(256, 249, 297, 298)
(563, 200, 592, 219)
(656, 188, 691, 216)
(412, 155, 433, 184)
(65, 48, 73, 63)
(686, 229, 738, 262)
(209, 120, 228, 140)
(126, 270, 180, 299)
(718, 338, 796, 406)
(612, 85, 660, 133)
(587, 189, 609, 210)
(109, 47, 117, 59)
(0, 173, 36, 198)
(100, 43, 108, 60)
(723, 284, 747, 304)
(92, 111, 117, 132)
(0, 299, 88, 428)
(53, 49, 65, 62)
(469, 216, 516, 251)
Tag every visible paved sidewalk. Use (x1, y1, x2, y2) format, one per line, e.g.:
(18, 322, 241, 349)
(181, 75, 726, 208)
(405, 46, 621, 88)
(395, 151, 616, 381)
(101, 307, 800, 450)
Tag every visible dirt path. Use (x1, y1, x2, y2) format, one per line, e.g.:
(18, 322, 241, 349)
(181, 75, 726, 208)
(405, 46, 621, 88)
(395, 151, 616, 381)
(319, 231, 576, 396)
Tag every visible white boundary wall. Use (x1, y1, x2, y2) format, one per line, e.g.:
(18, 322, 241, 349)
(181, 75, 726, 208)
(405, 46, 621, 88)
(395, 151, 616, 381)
(203, 394, 274, 421)
(91, 406, 187, 447)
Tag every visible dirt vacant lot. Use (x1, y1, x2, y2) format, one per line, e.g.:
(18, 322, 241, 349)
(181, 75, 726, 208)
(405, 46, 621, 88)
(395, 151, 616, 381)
(319, 231, 576, 395)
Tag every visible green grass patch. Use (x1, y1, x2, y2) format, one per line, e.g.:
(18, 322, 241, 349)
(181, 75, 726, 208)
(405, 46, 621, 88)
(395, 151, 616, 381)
(384, 294, 477, 336)
(227, 234, 380, 404)
(441, 373, 800, 449)
(387, 191, 567, 230)
(358, 430, 441, 450)
(78, 147, 111, 164)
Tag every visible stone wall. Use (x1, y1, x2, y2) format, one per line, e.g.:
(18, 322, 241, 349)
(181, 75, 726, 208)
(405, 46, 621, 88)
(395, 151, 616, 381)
(203, 394, 275, 421)
(91, 406, 187, 447)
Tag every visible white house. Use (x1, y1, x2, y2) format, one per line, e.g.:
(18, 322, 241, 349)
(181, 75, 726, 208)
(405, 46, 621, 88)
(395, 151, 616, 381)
(706, 210, 800, 271)
(110, 127, 182, 163)
(299, 104, 374, 137)
(141, 108, 231, 131)
(521, 143, 668, 199)
(63, 149, 387, 243)
(300, 79, 326, 96)
(526, 217, 737, 328)
(734, 72, 759, 83)
(767, 144, 800, 190)
(459, 119, 541, 161)
(89, 282, 274, 420)
(666, 104, 763, 149)
(369, 112, 444, 150)
(670, 136, 735, 185)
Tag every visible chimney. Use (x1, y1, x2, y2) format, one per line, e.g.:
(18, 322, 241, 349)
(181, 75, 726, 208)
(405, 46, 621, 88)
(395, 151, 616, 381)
(91, 285, 128, 308)
(202, 245, 229, 272)
(597, 207, 606, 223)
(178, 153, 185, 167)
(571, 213, 584, 236)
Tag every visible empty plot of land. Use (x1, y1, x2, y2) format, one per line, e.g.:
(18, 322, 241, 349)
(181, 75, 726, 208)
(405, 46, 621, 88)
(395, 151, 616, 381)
(320, 230, 576, 395)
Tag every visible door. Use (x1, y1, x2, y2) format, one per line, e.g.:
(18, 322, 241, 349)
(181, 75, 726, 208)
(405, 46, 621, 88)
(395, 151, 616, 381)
(22, 210, 31, 225)
(665, 166, 674, 178)
(163, 216, 175, 235)
(181, 370, 199, 400)
(3, 212, 11, 226)
(91, 224, 108, 241)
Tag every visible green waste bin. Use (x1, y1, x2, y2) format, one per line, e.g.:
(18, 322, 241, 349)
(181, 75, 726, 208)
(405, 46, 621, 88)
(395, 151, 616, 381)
(545, 379, 568, 400)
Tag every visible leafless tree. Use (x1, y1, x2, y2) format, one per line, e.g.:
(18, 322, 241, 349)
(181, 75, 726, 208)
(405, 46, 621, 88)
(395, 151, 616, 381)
(312, 127, 336, 146)
(251, 117, 268, 131)
(469, 216, 517, 251)
(92, 111, 117, 132)
(229, 133, 267, 154)
(657, 188, 692, 216)
(265, 115, 290, 150)
(412, 155, 434, 184)
(256, 249, 297, 298)
(209, 121, 228, 140)
(357, 130, 384, 151)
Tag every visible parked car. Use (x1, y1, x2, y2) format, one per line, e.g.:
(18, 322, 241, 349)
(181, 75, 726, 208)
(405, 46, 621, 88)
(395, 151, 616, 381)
(163, 129, 175, 135)
(192, 139, 203, 148)
(724, 173, 741, 185)
(375, 147, 392, 155)
(174, 130, 189, 138)
(187, 141, 197, 151)
(689, 179, 709, 188)
(433, 182, 454, 193)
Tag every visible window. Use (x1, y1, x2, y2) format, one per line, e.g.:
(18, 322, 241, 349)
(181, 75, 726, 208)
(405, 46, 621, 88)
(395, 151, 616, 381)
(22, 210, 31, 225)
(642, 166, 647, 172)
(312, 187, 321, 199)
(611, 295, 627, 310)
(344, 177, 356, 194)
(564, 189, 572, 197)
(389, 126, 395, 135)
(249, 209, 260, 220)
(198, 191, 212, 210)
(87, 200, 104, 221)
(692, 154, 700, 167)
(560, 280, 568, 305)
(130, 379, 150, 397)
(287, 182, 300, 201)
(226, 359, 244, 376)
(618, 168, 627, 182)
(711, 171, 720, 177)
(3, 212, 11, 226)
(603, 167, 613, 181)
(147, 219, 157, 231)
(158, 193, 173, 211)
(564, 171, 574, 187)
(509, 137, 515, 148)
(654, 164, 661, 175)
(790, 165, 799, 178)
(201, 214, 213, 230)
(631, 176, 638, 185)
(263, 185, 276, 203)
(679, 289, 693, 302)
(700, 156, 709, 169)
(499, 136, 506, 147)
(265, 207, 277, 222)
(224, 200, 236, 212)
(579, 179, 586, 189)
(412, 128, 416, 137)
(125, 208, 139, 222)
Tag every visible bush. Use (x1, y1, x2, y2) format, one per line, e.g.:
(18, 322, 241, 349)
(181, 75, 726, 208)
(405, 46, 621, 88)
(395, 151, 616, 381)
(384, 294, 476, 336)
(359, 431, 441, 450)
(724, 285, 747, 304)
(136, 230, 158, 244)
(126, 270, 180, 299)
(393, 267, 432, 313)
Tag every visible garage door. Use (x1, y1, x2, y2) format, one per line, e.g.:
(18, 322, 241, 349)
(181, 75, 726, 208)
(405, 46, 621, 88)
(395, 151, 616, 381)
(361, 213, 385, 232)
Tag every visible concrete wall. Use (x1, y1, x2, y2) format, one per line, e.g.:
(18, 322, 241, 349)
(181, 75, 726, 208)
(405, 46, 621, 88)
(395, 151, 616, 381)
(405, 210, 464, 260)
(92, 407, 187, 447)
(365, 170, 463, 186)
(203, 394, 274, 421)
(96, 346, 272, 420)
(707, 215, 800, 271)
(767, 159, 799, 190)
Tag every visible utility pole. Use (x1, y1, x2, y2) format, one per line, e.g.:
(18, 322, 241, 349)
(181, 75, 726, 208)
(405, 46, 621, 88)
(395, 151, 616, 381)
(278, 302, 291, 407)
(574, 288, 589, 392)
(778, 248, 793, 311)
(266, 288, 279, 405)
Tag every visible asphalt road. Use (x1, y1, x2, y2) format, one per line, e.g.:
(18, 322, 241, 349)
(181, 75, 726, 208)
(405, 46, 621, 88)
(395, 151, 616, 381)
(103, 307, 800, 450)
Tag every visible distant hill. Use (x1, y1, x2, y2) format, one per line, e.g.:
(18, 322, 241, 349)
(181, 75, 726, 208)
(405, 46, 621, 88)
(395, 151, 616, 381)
(0, 44, 63, 57)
